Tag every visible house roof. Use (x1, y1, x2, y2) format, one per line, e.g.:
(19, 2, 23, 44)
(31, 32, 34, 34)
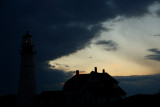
(63, 69, 126, 96)
(63, 71, 118, 91)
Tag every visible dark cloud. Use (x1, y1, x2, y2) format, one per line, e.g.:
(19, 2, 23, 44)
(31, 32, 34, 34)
(52, 63, 70, 68)
(153, 34, 160, 36)
(0, 0, 159, 95)
(65, 65, 70, 68)
(111, 0, 159, 17)
(36, 64, 74, 94)
(115, 74, 160, 96)
(145, 48, 160, 61)
(158, 10, 160, 16)
(95, 40, 119, 51)
(1, 0, 159, 61)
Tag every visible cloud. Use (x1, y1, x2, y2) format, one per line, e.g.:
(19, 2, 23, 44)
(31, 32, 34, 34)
(1, 0, 159, 62)
(115, 74, 160, 96)
(109, 0, 159, 17)
(158, 10, 160, 16)
(0, 0, 159, 95)
(145, 48, 160, 61)
(51, 63, 70, 69)
(36, 63, 74, 93)
(153, 34, 160, 36)
(95, 40, 119, 51)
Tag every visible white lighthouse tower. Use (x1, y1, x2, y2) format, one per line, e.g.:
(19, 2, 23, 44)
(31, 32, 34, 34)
(17, 31, 36, 107)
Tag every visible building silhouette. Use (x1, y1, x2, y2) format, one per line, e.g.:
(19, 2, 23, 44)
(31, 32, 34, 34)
(63, 67, 126, 106)
(17, 31, 36, 107)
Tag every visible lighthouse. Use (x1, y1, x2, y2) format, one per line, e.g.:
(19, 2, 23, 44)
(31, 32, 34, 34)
(17, 31, 36, 107)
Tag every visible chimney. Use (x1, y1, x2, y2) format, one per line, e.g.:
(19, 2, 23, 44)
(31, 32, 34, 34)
(76, 70, 79, 75)
(95, 67, 97, 73)
(103, 69, 105, 73)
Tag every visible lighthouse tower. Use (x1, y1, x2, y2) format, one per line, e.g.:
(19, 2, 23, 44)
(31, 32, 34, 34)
(17, 31, 36, 107)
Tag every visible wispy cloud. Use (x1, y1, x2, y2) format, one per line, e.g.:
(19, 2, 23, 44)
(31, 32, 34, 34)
(95, 40, 119, 51)
(153, 34, 160, 36)
(145, 48, 160, 61)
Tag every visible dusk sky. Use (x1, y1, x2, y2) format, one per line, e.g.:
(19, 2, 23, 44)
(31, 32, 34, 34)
(1, 0, 160, 96)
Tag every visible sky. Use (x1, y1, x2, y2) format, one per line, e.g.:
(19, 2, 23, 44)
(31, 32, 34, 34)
(0, 0, 160, 96)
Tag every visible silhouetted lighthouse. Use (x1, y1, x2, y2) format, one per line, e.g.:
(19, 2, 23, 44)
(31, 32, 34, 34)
(17, 31, 36, 107)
